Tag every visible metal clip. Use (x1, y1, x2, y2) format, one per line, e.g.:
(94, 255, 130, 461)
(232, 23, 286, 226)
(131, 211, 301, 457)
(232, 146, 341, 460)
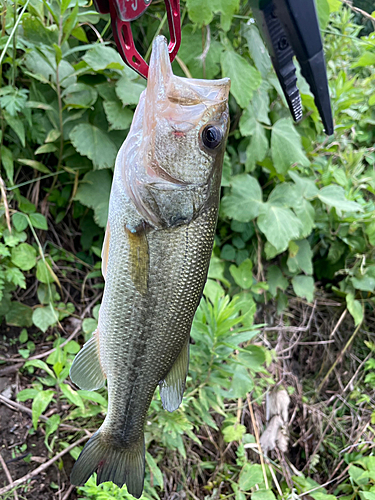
(94, 0, 181, 79)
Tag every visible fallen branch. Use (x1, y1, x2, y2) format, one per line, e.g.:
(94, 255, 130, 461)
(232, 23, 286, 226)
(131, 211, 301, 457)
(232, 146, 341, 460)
(0, 394, 89, 434)
(0, 453, 19, 500)
(0, 435, 88, 496)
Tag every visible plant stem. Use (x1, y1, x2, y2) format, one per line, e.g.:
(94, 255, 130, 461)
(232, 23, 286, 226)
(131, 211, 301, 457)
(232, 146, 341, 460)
(0, 0, 30, 67)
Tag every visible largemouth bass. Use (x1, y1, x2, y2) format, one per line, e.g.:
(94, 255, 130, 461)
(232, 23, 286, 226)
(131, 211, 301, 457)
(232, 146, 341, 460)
(70, 35, 230, 498)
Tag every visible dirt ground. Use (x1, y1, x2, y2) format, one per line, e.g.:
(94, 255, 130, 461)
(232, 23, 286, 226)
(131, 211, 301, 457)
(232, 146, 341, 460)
(0, 324, 79, 500)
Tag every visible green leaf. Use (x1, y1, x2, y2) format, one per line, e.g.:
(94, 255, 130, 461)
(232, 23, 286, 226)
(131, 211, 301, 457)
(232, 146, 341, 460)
(35, 144, 58, 155)
(229, 365, 254, 398)
(31, 390, 55, 429)
(186, 0, 239, 30)
(239, 105, 257, 137)
(288, 171, 319, 199)
(4, 111, 25, 147)
(267, 266, 288, 297)
(6, 302, 33, 327)
(257, 205, 303, 253)
(103, 101, 133, 131)
(239, 463, 263, 491)
(75, 170, 112, 227)
(316, 0, 330, 30)
(178, 25, 223, 79)
(115, 78, 146, 106)
(352, 51, 375, 68)
(346, 293, 363, 326)
(30, 213, 48, 230)
(238, 345, 266, 371)
(229, 259, 253, 290)
(62, 2, 79, 44)
(242, 24, 272, 78)
(83, 45, 125, 71)
(32, 306, 58, 332)
(246, 121, 268, 170)
(24, 359, 56, 378)
(287, 239, 313, 275)
(11, 243, 37, 271)
(1, 145, 14, 184)
(62, 83, 98, 109)
(82, 317, 98, 335)
(221, 174, 263, 222)
(291, 275, 314, 303)
(36, 260, 55, 284)
(318, 185, 363, 212)
(221, 50, 261, 108)
(146, 453, 164, 489)
(12, 213, 28, 232)
(69, 124, 117, 169)
(5, 267, 26, 289)
(222, 423, 247, 443)
(271, 118, 310, 174)
(252, 490, 276, 500)
(45, 414, 60, 450)
(59, 383, 84, 409)
(294, 198, 315, 238)
(186, 0, 214, 26)
(351, 274, 375, 293)
(17, 388, 39, 401)
(77, 390, 107, 407)
(17, 159, 50, 174)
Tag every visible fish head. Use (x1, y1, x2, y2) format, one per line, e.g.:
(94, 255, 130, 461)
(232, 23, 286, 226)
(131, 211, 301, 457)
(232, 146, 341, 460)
(143, 36, 230, 186)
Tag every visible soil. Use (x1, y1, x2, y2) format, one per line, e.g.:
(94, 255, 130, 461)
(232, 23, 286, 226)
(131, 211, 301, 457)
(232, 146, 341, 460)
(0, 324, 79, 500)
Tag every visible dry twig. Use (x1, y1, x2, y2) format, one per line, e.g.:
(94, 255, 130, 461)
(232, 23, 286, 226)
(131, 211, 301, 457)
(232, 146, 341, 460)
(0, 435, 89, 496)
(0, 453, 19, 500)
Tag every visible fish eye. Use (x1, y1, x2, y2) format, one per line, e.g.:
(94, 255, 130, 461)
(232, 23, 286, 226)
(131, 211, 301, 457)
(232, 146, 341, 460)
(202, 125, 223, 150)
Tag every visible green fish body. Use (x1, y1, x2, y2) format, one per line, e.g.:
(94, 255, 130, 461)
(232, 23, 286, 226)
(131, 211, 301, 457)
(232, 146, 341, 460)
(70, 35, 230, 498)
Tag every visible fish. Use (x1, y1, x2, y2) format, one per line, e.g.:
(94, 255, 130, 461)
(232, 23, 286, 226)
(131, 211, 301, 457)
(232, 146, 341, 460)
(69, 35, 230, 498)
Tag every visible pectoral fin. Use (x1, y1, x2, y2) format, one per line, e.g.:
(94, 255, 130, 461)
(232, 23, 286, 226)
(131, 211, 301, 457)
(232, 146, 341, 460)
(70, 331, 106, 390)
(126, 223, 149, 296)
(159, 338, 189, 412)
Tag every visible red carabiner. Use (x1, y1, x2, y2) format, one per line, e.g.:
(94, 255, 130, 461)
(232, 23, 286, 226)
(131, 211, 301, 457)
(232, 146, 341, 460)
(94, 0, 181, 79)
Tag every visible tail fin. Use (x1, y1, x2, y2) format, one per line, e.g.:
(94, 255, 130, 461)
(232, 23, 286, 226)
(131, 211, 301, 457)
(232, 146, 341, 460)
(70, 430, 145, 498)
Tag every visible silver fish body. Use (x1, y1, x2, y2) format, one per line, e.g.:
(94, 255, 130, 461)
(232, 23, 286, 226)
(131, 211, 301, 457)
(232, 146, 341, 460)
(70, 36, 230, 498)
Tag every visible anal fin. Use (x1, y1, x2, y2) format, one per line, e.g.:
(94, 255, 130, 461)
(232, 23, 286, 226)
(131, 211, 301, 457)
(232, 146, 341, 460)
(70, 331, 106, 390)
(159, 337, 189, 412)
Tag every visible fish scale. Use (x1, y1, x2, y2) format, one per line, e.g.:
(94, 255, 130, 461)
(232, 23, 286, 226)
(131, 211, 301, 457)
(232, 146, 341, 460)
(69, 35, 230, 497)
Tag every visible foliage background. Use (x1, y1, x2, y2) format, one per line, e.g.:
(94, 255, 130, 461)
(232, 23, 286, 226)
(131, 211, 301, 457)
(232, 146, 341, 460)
(0, 0, 375, 499)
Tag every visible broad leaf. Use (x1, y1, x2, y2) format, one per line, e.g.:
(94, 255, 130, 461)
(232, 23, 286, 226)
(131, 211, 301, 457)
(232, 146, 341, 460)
(243, 24, 272, 78)
(292, 275, 314, 303)
(239, 463, 264, 491)
(32, 306, 58, 332)
(103, 101, 133, 131)
(287, 239, 313, 275)
(221, 50, 261, 108)
(83, 45, 124, 71)
(116, 78, 146, 106)
(346, 293, 363, 326)
(11, 243, 37, 271)
(267, 266, 288, 297)
(75, 170, 112, 227)
(271, 118, 310, 174)
(31, 390, 55, 429)
(230, 259, 253, 290)
(318, 185, 363, 212)
(69, 124, 117, 169)
(221, 174, 263, 222)
(257, 204, 302, 253)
